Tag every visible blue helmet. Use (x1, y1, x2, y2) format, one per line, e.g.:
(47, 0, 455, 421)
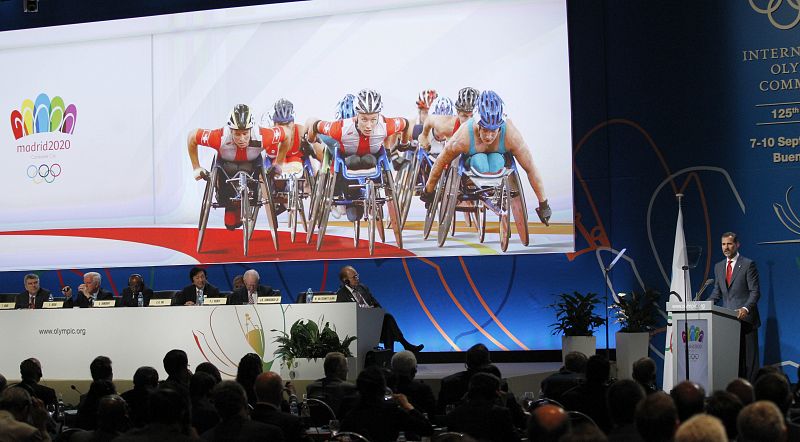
(430, 96, 455, 116)
(335, 94, 356, 119)
(476, 90, 505, 130)
(270, 98, 294, 124)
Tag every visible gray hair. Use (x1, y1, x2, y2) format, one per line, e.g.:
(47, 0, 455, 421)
(243, 269, 260, 281)
(391, 351, 417, 377)
(23, 274, 39, 283)
(84, 272, 102, 284)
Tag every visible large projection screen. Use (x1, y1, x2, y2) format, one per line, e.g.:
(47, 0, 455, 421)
(0, 0, 573, 271)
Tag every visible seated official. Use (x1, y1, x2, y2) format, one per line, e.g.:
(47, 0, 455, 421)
(336, 266, 423, 352)
(228, 269, 275, 305)
(173, 267, 221, 306)
(306, 352, 359, 419)
(63, 272, 114, 308)
(14, 274, 52, 310)
(120, 274, 154, 307)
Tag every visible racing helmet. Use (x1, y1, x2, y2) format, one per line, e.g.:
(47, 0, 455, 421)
(335, 94, 357, 120)
(416, 89, 438, 110)
(430, 96, 455, 116)
(270, 98, 295, 124)
(227, 104, 254, 130)
(355, 89, 383, 114)
(455, 87, 480, 113)
(476, 91, 505, 130)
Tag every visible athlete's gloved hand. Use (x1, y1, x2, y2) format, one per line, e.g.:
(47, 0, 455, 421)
(536, 199, 551, 226)
(418, 133, 430, 149)
(193, 167, 209, 181)
(420, 189, 435, 209)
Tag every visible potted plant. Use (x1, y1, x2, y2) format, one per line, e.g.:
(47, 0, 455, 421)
(272, 317, 357, 380)
(610, 288, 660, 379)
(549, 291, 605, 362)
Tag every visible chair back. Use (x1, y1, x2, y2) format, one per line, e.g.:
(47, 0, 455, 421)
(305, 397, 336, 427)
(567, 410, 598, 429)
(330, 431, 370, 442)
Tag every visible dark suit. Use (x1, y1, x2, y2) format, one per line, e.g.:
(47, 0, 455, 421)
(444, 400, 520, 442)
(173, 283, 221, 306)
(251, 402, 310, 442)
(335, 284, 413, 350)
(14, 289, 52, 309)
(437, 370, 472, 414)
(15, 380, 57, 410)
(708, 254, 761, 380)
(227, 285, 274, 305)
(201, 415, 284, 442)
(341, 401, 432, 442)
(540, 368, 585, 403)
(306, 377, 359, 419)
(121, 288, 154, 307)
(64, 289, 115, 308)
(389, 376, 436, 417)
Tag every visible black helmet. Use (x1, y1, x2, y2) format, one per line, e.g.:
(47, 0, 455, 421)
(227, 104, 254, 130)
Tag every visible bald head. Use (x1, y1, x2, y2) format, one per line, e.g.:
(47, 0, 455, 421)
(254, 372, 283, 405)
(97, 394, 129, 433)
(670, 381, 705, 422)
(528, 404, 569, 442)
(727, 378, 755, 406)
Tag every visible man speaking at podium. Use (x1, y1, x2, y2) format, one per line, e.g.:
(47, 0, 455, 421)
(708, 232, 760, 381)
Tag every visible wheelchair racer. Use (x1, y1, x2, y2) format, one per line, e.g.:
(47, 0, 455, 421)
(418, 87, 480, 152)
(421, 90, 552, 226)
(188, 104, 286, 230)
(263, 98, 309, 177)
(411, 89, 439, 139)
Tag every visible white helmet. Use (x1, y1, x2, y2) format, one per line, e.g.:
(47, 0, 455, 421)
(355, 88, 383, 114)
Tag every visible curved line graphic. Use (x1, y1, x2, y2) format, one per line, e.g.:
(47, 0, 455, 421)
(208, 306, 238, 367)
(193, 330, 233, 370)
(400, 258, 460, 351)
(453, 256, 517, 343)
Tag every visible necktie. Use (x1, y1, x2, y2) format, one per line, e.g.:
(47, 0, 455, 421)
(726, 260, 733, 286)
(352, 287, 368, 307)
(29, 295, 35, 309)
(248, 291, 256, 305)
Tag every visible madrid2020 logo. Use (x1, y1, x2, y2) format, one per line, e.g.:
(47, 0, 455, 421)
(10, 93, 77, 140)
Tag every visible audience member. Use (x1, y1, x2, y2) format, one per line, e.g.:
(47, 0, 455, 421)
(76, 380, 116, 430)
(472, 364, 526, 430)
(669, 380, 705, 423)
(121, 366, 158, 428)
(252, 372, 309, 442)
(63, 272, 114, 308)
(173, 267, 221, 306)
(201, 380, 284, 441)
(341, 366, 432, 442)
(674, 414, 727, 442)
(438, 343, 491, 414)
(606, 379, 644, 441)
(727, 377, 755, 406)
(90, 356, 113, 382)
(232, 275, 245, 292)
(0, 387, 49, 441)
(560, 423, 609, 442)
(190, 372, 219, 435)
(235, 353, 263, 408)
(161, 349, 191, 393)
(16, 358, 57, 410)
(754, 371, 792, 415)
(737, 400, 787, 442)
(0, 374, 6, 394)
(195, 362, 222, 385)
(72, 394, 130, 441)
(388, 350, 436, 417)
(306, 352, 359, 418)
(228, 269, 275, 305)
(120, 274, 154, 307)
(635, 392, 678, 442)
(116, 388, 195, 441)
(14, 274, 51, 310)
(540, 351, 587, 404)
(445, 372, 520, 442)
(705, 390, 743, 441)
(561, 354, 612, 433)
(631, 357, 658, 395)
(526, 404, 570, 442)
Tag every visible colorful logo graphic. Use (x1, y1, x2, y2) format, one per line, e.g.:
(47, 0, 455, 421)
(27, 164, 62, 184)
(10, 93, 77, 140)
(681, 325, 704, 343)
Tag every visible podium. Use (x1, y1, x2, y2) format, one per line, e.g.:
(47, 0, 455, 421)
(664, 301, 740, 392)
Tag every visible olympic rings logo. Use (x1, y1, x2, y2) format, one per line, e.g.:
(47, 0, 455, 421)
(750, 0, 800, 30)
(27, 164, 62, 184)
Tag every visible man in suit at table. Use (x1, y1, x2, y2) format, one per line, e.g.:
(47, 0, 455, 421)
(120, 274, 154, 307)
(14, 274, 51, 309)
(335, 265, 423, 352)
(708, 231, 761, 381)
(173, 267, 221, 306)
(63, 272, 114, 308)
(228, 269, 275, 305)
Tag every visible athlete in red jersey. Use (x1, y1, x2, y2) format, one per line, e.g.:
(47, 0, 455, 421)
(262, 98, 309, 176)
(418, 87, 479, 151)
(188, 104, 286, 229)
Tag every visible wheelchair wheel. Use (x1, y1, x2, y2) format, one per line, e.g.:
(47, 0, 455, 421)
(377, 204, 386, 243)
(248, 174, 261, 241)
(423, 169, 446, 240)
(306, 168, 327, 244)
(196, 165, 219, 253)
(499, 175, 512, 252)
(315, 172, 336, 251)
(510, 171, 530, 246)
(366, 180, 377, 255)
(437, 161, 461, 247)
(260, 170, 280, 251)
(398, 152, 421, 229)
(478, 202, 487, 243)
(240, 175, 252, 256)
(288, 176, 300, 243)
(383, 170, 403, 249)
(353, 220, 360, 248)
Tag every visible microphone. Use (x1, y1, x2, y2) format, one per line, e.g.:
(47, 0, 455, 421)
(669, 291, 683, 302)
(694, 278, 714, 301)
(70, 384, 83, 395)
(606, 248, 627, 272)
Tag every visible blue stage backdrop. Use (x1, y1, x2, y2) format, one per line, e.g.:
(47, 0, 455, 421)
(2, 1, 799, 386)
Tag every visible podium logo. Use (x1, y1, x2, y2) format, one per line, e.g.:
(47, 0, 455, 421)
(681, 325, 704, 343)
(27, 164, 62, 184)
(10, 93, 77, 140)
(750, 0, 800, 30)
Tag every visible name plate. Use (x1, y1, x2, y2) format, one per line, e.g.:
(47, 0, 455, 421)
(258, 296, 281, 304)
(202, 297, 227, 305)
(311, 294, 337, 303)
(149, 299, 171, 307)
(0, 302, 14, 310)
(93, 300, 116, 308)
(43, 301, 64, 309)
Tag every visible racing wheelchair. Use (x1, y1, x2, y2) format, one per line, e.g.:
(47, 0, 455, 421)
(262, 154, 316, 244)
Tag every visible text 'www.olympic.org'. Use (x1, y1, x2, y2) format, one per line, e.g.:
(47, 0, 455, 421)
(38, 328, 87, 336)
